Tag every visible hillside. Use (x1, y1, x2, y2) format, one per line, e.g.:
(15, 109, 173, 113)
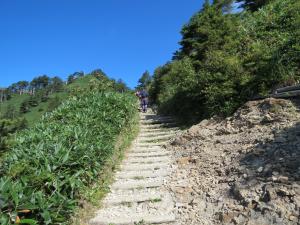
(0, 76, 138, 225)
(167, 98, 300, 224)
(0, 75, 93, 126)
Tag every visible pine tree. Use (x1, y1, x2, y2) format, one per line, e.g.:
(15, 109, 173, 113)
(20, 101, 30, 114)
(236, 0, 272, 11)
(137, 71, 152, 89)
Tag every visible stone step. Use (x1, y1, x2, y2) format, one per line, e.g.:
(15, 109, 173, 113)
(140, 116, 173, 121)
(116, 168, 170, 179)
(125, 156, 170, 164)
(120, 162, 169, 171)
(137, 134, 175, 143)
(140, 123, 177, 129)
(130, 147, 166, 153)
(140, 118, 174, 125)
(135, 142, 168, 148)
(140, 127, 179, 133)
(90, 212, 176, 225)
(111, 177, 163, 190)
(103, 189, 169, 205)
(138, 131, 177, 138)
(89, 196, 175, 225)
(127, 151, 171, 158)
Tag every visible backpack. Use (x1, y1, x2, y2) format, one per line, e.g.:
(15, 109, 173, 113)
(140, 90, 148, 98)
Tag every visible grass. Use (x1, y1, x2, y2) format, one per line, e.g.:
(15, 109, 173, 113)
(150, 198, 162, 203)
(134, 220, 145, 225)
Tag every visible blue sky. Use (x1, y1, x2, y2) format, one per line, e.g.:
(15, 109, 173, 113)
(0, 0, 205, 88)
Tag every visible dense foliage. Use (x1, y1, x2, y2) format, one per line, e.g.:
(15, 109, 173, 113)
(0, 70, 130, 156)
(149, 0, 299, 123)
(0, 91, 138, 224)
(0, 118, 27, 153)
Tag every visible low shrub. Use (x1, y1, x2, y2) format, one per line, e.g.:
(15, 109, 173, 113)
(0, 91, 138, 224)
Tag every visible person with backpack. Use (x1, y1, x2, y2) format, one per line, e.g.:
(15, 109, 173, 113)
(140, 89, 149, 113)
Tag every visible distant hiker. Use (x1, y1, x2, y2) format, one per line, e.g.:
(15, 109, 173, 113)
(135, 90, 142, 111)
(140, 89, 149, 113)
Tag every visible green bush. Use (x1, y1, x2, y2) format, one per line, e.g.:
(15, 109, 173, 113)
(149, 0, 300, 122)
(0, 118, 27, 153)
(0, 91, 138, 224)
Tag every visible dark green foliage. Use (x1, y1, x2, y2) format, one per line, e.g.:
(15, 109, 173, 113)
(91, 69, 108, 81)
(0, 118, 27, 152)
(46, 96, 61, 112)
(2, 105, 19, 120)
(150, 0, 300, 122)
(0, 91, 138, 224)
(28, 96, 39, 107)
(236, 0, 273, 11)
(67, 72, 84, 84)
(40, 94, 49, 102)
(137, 71, 152, 89)
(113, 79, 129, 93)
(19, 101, 30, 114)
(67, 74, 76, 84)
(30, 75, 50, 89)
(49, 76, 64, 92)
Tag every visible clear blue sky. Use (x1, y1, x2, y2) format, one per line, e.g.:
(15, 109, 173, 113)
(0, 0, 205, 88)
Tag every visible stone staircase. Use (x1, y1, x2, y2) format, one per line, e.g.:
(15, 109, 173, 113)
(89, 111, 179, 225)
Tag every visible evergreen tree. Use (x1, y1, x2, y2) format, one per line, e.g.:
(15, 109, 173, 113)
(113, 79, 129, 93)
(236, 0, 272, 11)
(50, 76, 64, 92)
(20, 100, 30, 114)
(67, 74, 76, 84)
(47, 96, 61, 112)
(28, 95, 39, 107)
(137, 71, 152, 89)
(2, 105, 19, 119)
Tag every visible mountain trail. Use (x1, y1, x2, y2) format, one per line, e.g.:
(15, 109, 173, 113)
(89, 110, 180, 225)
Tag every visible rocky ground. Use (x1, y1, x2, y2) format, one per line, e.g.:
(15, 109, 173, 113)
(166, 98, 300, 225)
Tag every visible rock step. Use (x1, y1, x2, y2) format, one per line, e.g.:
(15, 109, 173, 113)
(120, 162, 169, 171)
(111, 177, 163, 190)
(138, 131, 177, 138)
(89, 196, 175, 225)
(116, 169, 170, 179)
(137, 134, 175, 143)
(132, 146, 162, 150)
(140, 116, 173, 121)
(140, 127, 179, 133)
(135, 142, 168, 148)
(130, 148, 167, 153)
(127, 151, 171, 158)
(140, 119, 174, 125)
(125, 156, 170, 164)
(90, 213, 176, 225)
(103, 189, 169, 205)
(140, 123, 177, 129)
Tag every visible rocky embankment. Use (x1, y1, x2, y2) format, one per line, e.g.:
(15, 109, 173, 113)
(167, 98, 300, 225)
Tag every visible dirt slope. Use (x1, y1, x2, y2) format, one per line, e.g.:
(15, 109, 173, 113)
(167, 98, 300, 225)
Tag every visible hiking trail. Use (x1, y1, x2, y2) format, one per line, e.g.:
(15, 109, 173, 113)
(89, 110, 179, 225)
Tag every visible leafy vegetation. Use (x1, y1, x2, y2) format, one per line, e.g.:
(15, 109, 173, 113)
(0, 89, 138, 224)
(148, 0, 299, 123)
(0, 71, 130, 155)
(0, 118, 27, 153)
